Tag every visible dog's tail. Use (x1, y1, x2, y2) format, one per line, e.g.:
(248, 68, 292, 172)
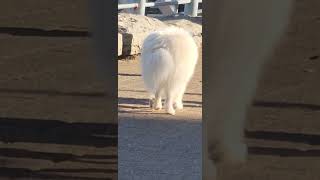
(141, 36, 174, 94)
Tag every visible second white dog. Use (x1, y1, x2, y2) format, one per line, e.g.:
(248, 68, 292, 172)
(140, 26, 199, 115)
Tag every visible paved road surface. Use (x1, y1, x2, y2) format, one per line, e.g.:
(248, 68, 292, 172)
(118, 50, 202, 179)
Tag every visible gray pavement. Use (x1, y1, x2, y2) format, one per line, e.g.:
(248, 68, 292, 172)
(119, 116, 201, 180)
(118, 53, 203, 180)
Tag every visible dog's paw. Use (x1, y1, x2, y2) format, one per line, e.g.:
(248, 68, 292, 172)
(166, 108, 176, 115)
(154, 101, 162, 110)
(174, 102, 183, 110)
(154, 106, 162, 110)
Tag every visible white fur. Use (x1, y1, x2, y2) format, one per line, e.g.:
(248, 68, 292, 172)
(204, 0, 293, 179)
(140, 27, 198, 115)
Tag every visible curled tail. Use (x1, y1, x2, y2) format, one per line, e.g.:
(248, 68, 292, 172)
(141, 46, 174, 95)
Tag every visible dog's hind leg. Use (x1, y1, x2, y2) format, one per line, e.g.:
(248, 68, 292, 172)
(153, 90, 163, 110)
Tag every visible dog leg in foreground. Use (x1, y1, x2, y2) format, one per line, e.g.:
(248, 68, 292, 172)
(204, 0, 292, 179)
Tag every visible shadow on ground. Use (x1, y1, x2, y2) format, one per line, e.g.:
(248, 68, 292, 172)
(0, 27, 89, 37)
(0, 117, 117, 180)
(0, 117, 117, 147)
(118, 97, 202, 108)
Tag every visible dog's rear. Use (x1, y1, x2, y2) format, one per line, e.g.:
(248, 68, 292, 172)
(141, 27, 198, 115)
(141, 31, 175, 96)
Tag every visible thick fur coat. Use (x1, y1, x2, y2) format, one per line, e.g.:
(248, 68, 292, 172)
(140, 27, 198, 115)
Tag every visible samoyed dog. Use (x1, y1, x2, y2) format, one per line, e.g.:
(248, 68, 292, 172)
(140, 26, 199, 115)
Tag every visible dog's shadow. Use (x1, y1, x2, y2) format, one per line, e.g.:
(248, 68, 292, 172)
(118, 97, 202, 114)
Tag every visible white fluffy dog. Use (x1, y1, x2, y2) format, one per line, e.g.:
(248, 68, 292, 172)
(140, 27, 198, 115)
